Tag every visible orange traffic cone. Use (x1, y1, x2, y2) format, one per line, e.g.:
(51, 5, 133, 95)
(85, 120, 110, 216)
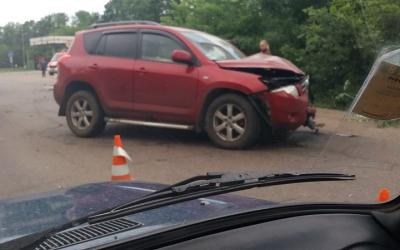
(111, 135, 133, 181)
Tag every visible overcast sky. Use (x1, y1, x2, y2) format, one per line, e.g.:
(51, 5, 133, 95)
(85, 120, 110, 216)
(0, 0, 110, 26)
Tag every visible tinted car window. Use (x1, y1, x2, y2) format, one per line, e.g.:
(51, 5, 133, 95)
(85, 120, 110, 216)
(103, 33, 137, 59)
(141, 33, 185, 63)
(83, 31, 102, 54)
(95, 35, 106, 55)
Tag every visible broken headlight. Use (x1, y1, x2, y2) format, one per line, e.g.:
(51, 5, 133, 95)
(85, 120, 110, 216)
(271, 85, 300, 97)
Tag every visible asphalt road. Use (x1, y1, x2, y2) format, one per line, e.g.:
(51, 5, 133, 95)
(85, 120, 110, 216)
(1, 71, 400, 204)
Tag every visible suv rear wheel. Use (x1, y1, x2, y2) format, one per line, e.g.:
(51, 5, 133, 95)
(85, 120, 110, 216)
(205, 94, 261, 149)
(65, 90, 106, 137)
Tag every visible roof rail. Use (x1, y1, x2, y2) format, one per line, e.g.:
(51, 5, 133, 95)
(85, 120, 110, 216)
(90, 20, 160, 29)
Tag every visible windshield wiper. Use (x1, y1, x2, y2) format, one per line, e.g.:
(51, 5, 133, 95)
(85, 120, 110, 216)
(88, 172, 355, 223)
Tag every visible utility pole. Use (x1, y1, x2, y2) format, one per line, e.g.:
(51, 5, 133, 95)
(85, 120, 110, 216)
(21, 25, 26, 68)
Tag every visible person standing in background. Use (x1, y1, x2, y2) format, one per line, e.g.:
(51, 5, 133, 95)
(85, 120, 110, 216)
(39, 57, 47, 77)
(259, 39, 271, 55)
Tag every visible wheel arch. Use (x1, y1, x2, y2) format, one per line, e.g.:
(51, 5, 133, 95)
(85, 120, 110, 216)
(195, 88, 250, 132)
(58, 81, 103, 116)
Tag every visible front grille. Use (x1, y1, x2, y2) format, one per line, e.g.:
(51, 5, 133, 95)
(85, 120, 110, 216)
(35, 218, 141, 250)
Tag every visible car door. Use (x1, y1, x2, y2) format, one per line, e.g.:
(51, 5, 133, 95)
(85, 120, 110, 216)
(133, 30, 199, 123)
(92, 31, 138, 115)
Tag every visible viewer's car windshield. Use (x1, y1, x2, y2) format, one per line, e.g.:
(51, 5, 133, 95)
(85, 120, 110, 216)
(2, 0, 400, 246)
(180, 30, 246, 61)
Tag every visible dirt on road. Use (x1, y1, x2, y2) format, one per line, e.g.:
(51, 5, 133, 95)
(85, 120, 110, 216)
(1, 71, 399, 204)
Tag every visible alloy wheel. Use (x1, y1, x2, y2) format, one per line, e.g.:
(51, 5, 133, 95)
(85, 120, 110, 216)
(70, 98, 94, 130)
(213, 103, 247, 142)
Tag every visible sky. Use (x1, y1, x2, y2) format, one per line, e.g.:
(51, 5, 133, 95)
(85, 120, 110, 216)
(0, 0, 110, 26)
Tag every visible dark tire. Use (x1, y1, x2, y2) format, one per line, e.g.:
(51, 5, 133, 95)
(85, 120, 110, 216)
(205, 94, 261, 149)
(65, 90, 106, 137)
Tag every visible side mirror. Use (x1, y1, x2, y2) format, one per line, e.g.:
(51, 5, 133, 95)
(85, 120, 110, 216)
(172, 50, 193, 65)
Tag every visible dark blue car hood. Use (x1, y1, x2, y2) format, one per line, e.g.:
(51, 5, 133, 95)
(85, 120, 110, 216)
(0, 181, 273, 244)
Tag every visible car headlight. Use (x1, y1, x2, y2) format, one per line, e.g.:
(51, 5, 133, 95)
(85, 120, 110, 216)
(271, 85, 299, 97)
(302, 76, 310, 88)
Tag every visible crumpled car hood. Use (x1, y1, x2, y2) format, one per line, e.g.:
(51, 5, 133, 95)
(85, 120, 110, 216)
(0, 181, 273, 244)
(216, 53, 304, 74)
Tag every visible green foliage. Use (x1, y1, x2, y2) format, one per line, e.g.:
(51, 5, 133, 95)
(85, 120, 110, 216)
(102, 0, 171, 22)
(72, 11, 101, 30)
(0, 11, 100, 68)
(162, 0, 264, 54)
(377, 120, 400, 128)
(286, 0, 400, 108)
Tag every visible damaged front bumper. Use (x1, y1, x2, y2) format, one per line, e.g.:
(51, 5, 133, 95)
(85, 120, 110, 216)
(255, 90, 316, 131)
(305, 106, 318, 132)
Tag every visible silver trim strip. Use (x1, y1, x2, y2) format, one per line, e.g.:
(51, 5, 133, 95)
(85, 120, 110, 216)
(106, 118, 194, 130)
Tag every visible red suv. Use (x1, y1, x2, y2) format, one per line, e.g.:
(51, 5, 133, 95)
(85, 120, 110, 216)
(54, 21, 316, 149)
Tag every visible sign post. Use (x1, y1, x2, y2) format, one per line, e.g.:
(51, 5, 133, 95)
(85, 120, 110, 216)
(350, 49, 400, 120)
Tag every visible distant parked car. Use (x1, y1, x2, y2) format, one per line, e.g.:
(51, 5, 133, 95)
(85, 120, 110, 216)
(54, 21, 316, 149)
(47, 52, 65, 76)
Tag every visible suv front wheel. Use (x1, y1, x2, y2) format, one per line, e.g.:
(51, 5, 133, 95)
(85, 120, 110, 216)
(65, 90, 106, 137)
(205, 94, 261, 149)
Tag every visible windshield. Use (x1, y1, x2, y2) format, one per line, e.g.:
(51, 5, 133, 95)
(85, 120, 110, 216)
(1, 0, 400, 246)
(180, 30, 246, 61)
(50, 53, 63, 62)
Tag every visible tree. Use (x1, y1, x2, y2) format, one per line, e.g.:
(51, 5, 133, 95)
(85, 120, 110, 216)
(34, 13, 69, 36)
(72, 11, 101, 29)
(283, 0, 400, 107)
(163, 0, 331, 54)
(102, 0, 171, 22)
(163, 0, 267, 54)
(0, 23, 23, 66)
(0, 13, 73, 67)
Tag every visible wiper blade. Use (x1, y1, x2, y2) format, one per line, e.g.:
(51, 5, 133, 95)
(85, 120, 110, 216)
(89, 172, 355, 224)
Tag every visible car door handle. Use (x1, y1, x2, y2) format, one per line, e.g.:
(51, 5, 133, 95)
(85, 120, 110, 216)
(138, 67, 146, 75)
(89, 64, 99, 70)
